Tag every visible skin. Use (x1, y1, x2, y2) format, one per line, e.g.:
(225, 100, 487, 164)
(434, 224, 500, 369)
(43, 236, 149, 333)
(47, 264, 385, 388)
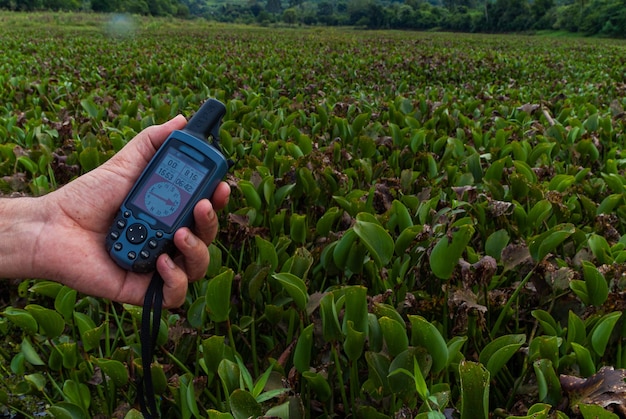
(0, 115, 230, 308)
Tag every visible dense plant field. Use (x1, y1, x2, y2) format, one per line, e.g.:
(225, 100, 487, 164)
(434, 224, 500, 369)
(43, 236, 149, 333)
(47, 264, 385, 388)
(2, 11, 626, 419)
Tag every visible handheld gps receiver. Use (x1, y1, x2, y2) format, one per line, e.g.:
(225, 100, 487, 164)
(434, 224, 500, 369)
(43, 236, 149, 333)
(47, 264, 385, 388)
(105, 99, 231, 273)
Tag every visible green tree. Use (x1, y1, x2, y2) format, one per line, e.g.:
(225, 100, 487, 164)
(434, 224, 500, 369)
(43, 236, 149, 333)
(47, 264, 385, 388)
(266, 0, 281, 13)
(125, 0, 150, 14)
(91, 0, 119, 12)
(347, 0, 373, 24)
(14, 0, 44, 10)
(486, 0, 530, 31)
(43, 0, 81, 10)
(147, 0, 175, 16)
(283, 6, 297, 23)
(318, 0, 333, 16)
(530, 0, 555, 28)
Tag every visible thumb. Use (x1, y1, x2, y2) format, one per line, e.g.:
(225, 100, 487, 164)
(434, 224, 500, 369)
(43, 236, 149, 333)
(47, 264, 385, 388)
(105, 115, 188, 178)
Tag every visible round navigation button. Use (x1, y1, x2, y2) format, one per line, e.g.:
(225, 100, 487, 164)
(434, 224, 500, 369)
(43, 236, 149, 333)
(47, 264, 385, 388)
(126, 223, 148, 244)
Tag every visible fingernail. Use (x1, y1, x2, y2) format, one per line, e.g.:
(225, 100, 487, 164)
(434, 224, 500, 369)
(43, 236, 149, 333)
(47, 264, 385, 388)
(185, 230, 198, 247)
(164, 254, 177, 270)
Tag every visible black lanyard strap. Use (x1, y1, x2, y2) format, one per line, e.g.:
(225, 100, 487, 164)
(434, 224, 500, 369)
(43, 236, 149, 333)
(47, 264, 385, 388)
(137, 271, 164, 418)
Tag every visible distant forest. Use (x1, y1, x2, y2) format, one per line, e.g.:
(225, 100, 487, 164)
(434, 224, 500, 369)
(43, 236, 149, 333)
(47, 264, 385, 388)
(2, 0, 626, 37)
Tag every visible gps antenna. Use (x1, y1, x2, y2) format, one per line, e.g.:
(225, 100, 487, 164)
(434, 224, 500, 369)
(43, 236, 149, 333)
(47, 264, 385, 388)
(183, 98, 226, 146)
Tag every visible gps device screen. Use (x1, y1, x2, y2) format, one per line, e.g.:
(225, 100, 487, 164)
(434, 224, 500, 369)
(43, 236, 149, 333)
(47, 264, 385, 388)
(128, 142, 214, 228)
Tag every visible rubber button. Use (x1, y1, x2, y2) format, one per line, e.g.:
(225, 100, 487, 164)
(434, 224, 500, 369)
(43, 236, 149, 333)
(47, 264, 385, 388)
(127, 223, 148, 244)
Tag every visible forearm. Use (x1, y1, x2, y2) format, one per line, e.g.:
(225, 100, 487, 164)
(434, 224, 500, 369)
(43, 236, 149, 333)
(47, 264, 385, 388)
(0, 197, 50, 279)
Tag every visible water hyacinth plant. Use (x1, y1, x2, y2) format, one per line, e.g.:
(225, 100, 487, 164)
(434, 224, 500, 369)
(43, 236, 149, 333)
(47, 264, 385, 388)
(1, 12, 626, 418)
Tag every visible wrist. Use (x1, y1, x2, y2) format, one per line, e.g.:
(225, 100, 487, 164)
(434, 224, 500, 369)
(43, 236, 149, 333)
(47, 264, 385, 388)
(0, 196, 51, 279)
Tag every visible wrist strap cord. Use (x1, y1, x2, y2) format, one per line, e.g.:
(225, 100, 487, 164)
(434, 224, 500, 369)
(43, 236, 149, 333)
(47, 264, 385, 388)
(137, 271, 164, 418)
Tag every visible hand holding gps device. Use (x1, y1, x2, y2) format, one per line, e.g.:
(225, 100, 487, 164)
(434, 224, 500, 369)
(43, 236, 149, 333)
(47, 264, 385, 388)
(105, 99, 231, 273)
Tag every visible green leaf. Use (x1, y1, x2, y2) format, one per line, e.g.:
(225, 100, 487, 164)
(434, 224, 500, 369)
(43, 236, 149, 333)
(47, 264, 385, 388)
(601, 173, 625, 194)
(447, 336, 468, 366)
(29, 280, 62, 298)
(342, 286, 369, 336)
(570, 280, 590, 305)
(62, 380, 90, 411)
(303, 371, 331, 402)
(353, 213, 394, 267)
(218, 359, 240, 397)
(588, 233, 613, 265)
(239, 180, 262, 211)
(527, 200, 552, 230)
(180, 373, 201, 419)
(343, 320, 366, 361)
(54, 286, 77, 321)
(582, 261, 609, 307)
(388, 347, 431, 396)
(123, 409, 146, 419)
(293, 323, 314, 373)
(187, 296, 206, 329)
(73, 313, 102, 353)
(78, 147, 100, 172)
(566, 310, 587, 349)
(409, 315, 449, 374)
(528, 223, 575, 262)
(206, 269, 234, 323)
(230, 389, 262, 419)
(289, 213, 308, 244)
(579, 403, 620, 419)
(590, 311, 622, 356)
(571, 342, 596, 377)
(597, 194, 623, 215)
(316, 207, 342, 237)
(48, 401, 89, 419)
(333, 229, 358, 270)
(3, 307, 38, 334)
(80, 98, 101, 119)
(531, 310, 560, 336)
(25, 304, 65, 339)
(57, 342, 78, 369)
(320, 292, 343, 342)
(95, 358, 129, 387)
(430, 224, 474, 279)
(203, 336, 226, 374)
(25, 373, 46, 392)
(485, 229, 510, 260)
(255, 236, 278, 272)
(273, 272, 308, 311)
(459, 361, 489, 419)
(391, 200, 413, 232)
(207, 410, 234, 419)
(365, 351, 391, 397)
(352, 112, 370, 136)
(17, 156, 38, 175)
(548, 174, 575, 192)
(379, 316, 409, 357)
(394, 225, 426, 255)
(533, 359, 561, 406)
(207, 244, 223, 277)
(479, 334, 525, 377)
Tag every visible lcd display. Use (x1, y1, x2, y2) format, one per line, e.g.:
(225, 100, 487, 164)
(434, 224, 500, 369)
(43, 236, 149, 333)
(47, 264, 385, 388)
(130, 146, 212, 227)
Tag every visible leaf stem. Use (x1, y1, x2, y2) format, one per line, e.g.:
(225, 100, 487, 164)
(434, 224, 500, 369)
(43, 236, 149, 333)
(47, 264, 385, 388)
(490, 266, 536, 339)
(331, 344, 349, 414)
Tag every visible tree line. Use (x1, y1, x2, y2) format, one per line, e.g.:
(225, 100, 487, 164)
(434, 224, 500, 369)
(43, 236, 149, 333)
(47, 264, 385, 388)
(3, 0, 626, 37)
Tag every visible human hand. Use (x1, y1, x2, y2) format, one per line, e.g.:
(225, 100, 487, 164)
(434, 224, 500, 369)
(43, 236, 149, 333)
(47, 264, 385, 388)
(35, 115, 230, 308)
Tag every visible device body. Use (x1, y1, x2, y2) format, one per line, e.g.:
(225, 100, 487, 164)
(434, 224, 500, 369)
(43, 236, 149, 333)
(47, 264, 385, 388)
(106, 99, 229, 272)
